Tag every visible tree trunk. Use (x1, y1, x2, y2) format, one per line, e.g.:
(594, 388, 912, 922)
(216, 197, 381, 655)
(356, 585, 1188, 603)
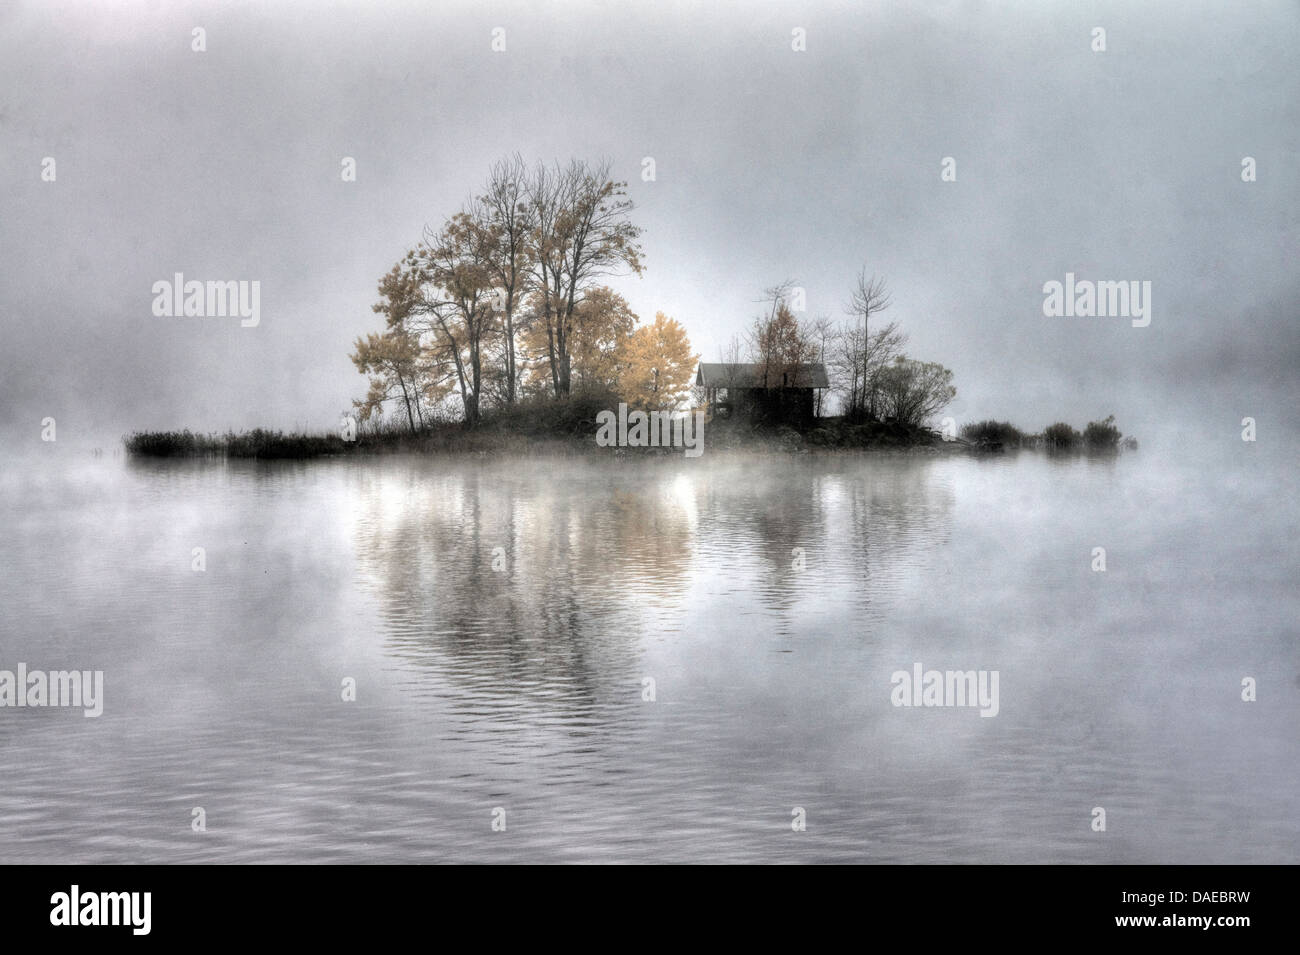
(397, 377, 416, 433)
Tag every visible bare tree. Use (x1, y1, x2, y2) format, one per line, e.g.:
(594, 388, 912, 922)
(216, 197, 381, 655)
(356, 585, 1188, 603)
(476, 154, 531, 405)
(703, 333, 746, 419)
(838, 268, 896, 421)
(527, 159, 644, 396)
(845, 267, 892, 343)
(758, 280, 797, 322)
(806, 313, 835, 417)
(833, 319, 908, 421)
(719, 333, 744, 370)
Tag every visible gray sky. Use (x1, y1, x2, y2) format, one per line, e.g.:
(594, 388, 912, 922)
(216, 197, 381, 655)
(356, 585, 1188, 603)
(2, 0, 1296, 448)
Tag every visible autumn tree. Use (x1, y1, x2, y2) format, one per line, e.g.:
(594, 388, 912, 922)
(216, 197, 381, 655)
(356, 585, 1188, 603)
(350, 327, 424, 432)
(527, 159, 644, 397)
(517, 285, 637, 396)
(354, 156, 649, 426)
(352, 263, 432, 431)
(617, 312, 698, 411)
(567, 286, 639, 393)
(401, 210, 499, 427)
(475, 154, 532, 405)
(745, 291, 819, 387)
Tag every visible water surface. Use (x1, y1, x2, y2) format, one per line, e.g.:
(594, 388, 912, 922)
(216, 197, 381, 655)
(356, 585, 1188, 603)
(1, 443, 1295, 863)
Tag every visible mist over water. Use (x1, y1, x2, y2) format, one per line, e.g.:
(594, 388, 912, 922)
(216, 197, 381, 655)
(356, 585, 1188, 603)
(1, 443, 1294, 863)
(2, 0, 1297, 877)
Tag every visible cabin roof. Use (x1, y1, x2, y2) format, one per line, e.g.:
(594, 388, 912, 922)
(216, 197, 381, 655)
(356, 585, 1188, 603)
(695, 362, 830, 389)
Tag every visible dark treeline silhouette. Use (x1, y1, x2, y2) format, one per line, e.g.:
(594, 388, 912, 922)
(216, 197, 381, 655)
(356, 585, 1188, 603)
(961, 415, 1133, 452)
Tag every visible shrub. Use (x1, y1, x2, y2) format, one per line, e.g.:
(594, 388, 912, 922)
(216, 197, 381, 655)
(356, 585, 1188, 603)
(225, 429, 348, 458)
(960, 420, 1024, 446)
(875, 358, 957, 428)
(1042, 422, 1081, 450)
(1083, 415, 1122, 451)
(480, 388, 622, 436)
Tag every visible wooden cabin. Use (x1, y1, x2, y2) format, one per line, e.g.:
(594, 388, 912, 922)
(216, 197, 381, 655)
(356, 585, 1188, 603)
(696, 362, 830, 425)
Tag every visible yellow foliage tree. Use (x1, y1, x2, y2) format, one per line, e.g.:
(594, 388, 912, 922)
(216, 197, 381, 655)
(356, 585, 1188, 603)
(520, 286, 637, 395)
(616, 312, 698, 411)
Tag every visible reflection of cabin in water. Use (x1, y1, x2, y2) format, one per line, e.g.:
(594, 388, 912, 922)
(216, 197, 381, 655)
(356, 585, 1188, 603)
(696, 362, 830, 425)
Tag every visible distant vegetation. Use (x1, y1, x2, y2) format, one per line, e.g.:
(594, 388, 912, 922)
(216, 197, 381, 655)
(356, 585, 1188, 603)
(1042, 422, 1082, 450)
(960, 420, 1026, 448)
(1082, 415, 1122, 450)
(124, 429, 349, 459)
(121, 156, 1137, 459)
(349, 155, 958, 437)
(351, 155, 700, 433)
(952, 416, 1132, 454)
(124, 430, 223, 457)
(123, 393, 632, 459)
(123, 410, 1136, 459)
(1029, 416, 1130, 452)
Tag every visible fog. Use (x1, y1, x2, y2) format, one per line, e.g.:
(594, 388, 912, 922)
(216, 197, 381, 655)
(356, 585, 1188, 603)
(2, 0, 1296, 449)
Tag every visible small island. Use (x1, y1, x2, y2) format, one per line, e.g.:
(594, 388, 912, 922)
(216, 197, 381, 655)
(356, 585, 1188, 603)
(124, 155, 1135, 461)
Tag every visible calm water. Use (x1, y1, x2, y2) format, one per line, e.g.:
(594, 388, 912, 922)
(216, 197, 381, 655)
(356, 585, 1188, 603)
(1, 443, 1296, 863)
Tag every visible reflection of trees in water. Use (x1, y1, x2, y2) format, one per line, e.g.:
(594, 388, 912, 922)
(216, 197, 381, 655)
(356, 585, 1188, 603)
(350, 459, 697, 709)
(688, 460, 829, 614)
(689, 457, 954, 616)
(836, 458, 955, 572)
(349, 456, 954, 696)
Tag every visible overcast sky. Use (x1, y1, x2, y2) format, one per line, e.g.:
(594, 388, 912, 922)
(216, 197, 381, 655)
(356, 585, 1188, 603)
(2, 0, 1296, 448)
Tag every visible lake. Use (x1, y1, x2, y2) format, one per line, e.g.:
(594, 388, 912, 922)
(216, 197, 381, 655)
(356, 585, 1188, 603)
(1, 443, 1296, 863)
